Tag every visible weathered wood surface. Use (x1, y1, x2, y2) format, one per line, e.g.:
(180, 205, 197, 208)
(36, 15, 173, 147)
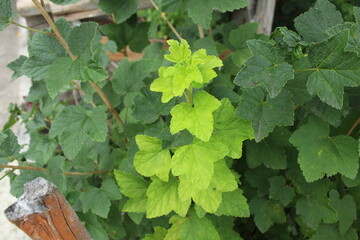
(4, 177, 92, 240)
(233, 0, 277, 35)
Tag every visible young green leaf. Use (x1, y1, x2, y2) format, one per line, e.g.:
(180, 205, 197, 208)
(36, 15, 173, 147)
(164, 209, 220, 240)
(310, 224, 358, 240)
(146, 176, 191, 218)
(0, 0, 15, 31)
(114, 170, 149, 213)
(171, 138, 229, 190)
(7, 55, 27, 80)
(165, 39, 192, 63)
(234, 39, 294, 98)
(170, 91, 221, 141)
(143, 226, 168, 240)
(212, 98, 253, 158)
(68, 22, 98, 61)
(134, 135, 171, 182)
(290, 117, 359, 182)
(49, 105, 107, 159)
(307, 30, 360, 109)
(236, 88, 294, 142)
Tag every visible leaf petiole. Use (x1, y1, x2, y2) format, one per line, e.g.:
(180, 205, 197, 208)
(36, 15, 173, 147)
(10, 21, 55, 36)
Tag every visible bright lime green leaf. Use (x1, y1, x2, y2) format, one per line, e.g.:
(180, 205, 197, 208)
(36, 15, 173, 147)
(215, 189, 250, 218)
(98, 0, 137, 23)
(294, 0, 343, 43)
(165, 39, 191, 63)
(0, 129, 22, 164)
(310, 225, 358, 240)
(68, 22, 98, 62)
(290, 117, 359, 182)
(237, 88, 294, 142)
(234, 39, 294, 98)
(172, 138, 229, 190)
(151, 64, 202, 103)
(192, 185, 222, 213)
(328, 190, 357, 235)
(185, 0, 248, 29)
(213, 98, 253, 158)
(296, 197, 337, 230)
(0, 0, 15, 31)
(164, 209, 220, 240)
(80, 187, 111, 218)
(146, 177, 191, 218)
(250, 197, 286, 233)
(268, 176, 295, 206)
(307, 30, 360, 109)
(246, 128, 291, 169)
(49, 105, 107, 159)
(114, 170, 149, 213)
(114, 170, 148, 198)
(143, 226, 168, 240)
(151, 39, 222, 102)
(170, 91, 221, 141)
(177, 159, 236, 209)
(134, 135, 171, 182)
(190, 49, 223, 88)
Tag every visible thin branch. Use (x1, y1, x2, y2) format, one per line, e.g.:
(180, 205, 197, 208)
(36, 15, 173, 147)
(198, 25, 204, 38)
(0, 164, 109, 176)
(90, 82, 124, 127)
(11, 21, 55, 36)
(347, 117, 360, 136)
(31, 0, 124, 128)
(32, 0, 76, 60)
(149, 0, 182, 41)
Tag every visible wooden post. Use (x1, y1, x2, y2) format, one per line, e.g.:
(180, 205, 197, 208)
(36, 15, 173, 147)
(4, 177, 92, 240)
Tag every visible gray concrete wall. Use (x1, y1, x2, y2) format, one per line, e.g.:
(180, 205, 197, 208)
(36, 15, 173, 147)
(0, 15, 31, 240)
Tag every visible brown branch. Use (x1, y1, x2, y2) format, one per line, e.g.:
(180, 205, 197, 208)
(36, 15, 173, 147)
(0, 164, 109, 176)
(347, 117, 360, 136)
(149, 0, 182, 41)
(31, 0, 124, 128)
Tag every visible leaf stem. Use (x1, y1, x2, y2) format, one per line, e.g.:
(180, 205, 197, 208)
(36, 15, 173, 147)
(0, 169, 15, 181)
(11, 21, 55, 36)
(198, 25, 204, 38)
(347, 117, 360, 136)
(185, 86, 193, 105)
(31, 0, 124, 128)
(31, 0, 76, 60)
(149, 0, 182, 41)
(0, 164, 109, 176)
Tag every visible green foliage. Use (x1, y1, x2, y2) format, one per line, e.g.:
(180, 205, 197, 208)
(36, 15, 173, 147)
(0, 0, 15, 31)
(2, 0, 360, 239)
